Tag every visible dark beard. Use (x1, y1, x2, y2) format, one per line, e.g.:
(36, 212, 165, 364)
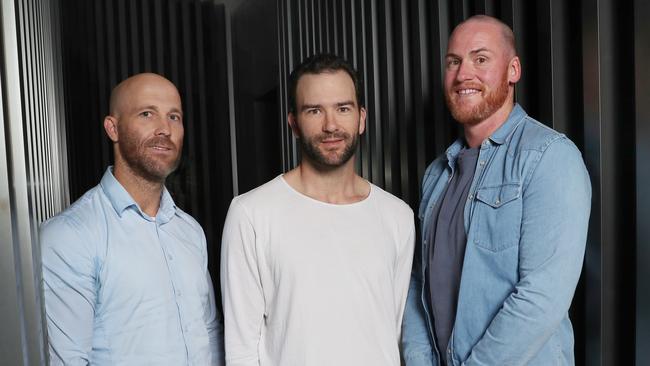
(118, 132, 181, 183)
(298, 131, 358, 170)
(446, 72, 510, 125)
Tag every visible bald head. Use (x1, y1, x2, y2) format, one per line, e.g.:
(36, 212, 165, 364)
(103, 72, 184, 185)
(451, 15, 517, 58)
(108, 73, 180, 117)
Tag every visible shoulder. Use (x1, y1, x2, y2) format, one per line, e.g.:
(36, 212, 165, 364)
(509, 116, 584, 167)
(39, 185, 107, 259)
(40, 185, 104, 240)
(232, 176, 286, 208)
(511, 116, 568, 154)
(224, 176, 288, 224)
(369, 184, 415, 219)
(508, 118, 588, 190)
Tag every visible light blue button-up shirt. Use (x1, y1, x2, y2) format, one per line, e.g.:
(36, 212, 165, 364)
(40, 167, 224, 365)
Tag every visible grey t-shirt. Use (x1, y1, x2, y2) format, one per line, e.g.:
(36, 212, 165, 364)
(426, 146, 479, 361)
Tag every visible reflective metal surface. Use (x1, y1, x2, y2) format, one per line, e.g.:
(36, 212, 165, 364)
(1, 0, 68, 364)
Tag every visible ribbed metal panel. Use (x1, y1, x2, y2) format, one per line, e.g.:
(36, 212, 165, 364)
(278, 0, 644, 364)
(0, 0, 68, 363)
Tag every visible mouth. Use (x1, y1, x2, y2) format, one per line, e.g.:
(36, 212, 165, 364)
(148, 144, 175, 154)
(320, 137, 346, 148)
(456, 88, 482, 96)
(321, 138, 344, 143)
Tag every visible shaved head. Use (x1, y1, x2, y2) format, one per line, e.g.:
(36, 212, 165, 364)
(108, 73, 179, 117)
(452, 15, 517, 58)
(103, 72, 184, 183)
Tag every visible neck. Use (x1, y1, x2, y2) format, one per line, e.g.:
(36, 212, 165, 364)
(283, 157, 369, 204)
(113, 162, 164, 217)
(463, 100, 515, 148)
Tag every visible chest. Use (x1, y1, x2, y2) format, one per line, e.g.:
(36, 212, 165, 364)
(261, 206, 399, 286)
(96, 216, 207, 310)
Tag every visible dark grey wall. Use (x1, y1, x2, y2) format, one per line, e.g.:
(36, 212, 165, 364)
(277, 0, 647, 364)
(634, 0, 650, 364)
(230, 0, 281, 194)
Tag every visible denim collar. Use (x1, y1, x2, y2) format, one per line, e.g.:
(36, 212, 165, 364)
(100, 166, 177, 223)
(445, 103, 527, 164)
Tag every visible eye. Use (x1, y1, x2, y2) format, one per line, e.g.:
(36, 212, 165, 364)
(338, 106, 351, 113)
(306, 108, 321, 115)
(476, 56, 488, 64)
(446, 58, 461, 69)
(169, 114, 182, 122)
(140, 111, 153, 118)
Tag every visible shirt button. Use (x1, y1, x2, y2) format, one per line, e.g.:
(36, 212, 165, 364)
(479, 160, 485, 166)
(495, 199, 501, 205)
(176, 290, 182, 297)
(167, 254, 173, 260)
(467, 194, 474, 200)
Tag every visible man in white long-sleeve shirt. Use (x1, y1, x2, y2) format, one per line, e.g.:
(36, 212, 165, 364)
(220, 53, 415, 366)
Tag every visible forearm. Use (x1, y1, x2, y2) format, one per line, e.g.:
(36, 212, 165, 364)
(221, 199, 264, 365)
(401, 274, 436, 366)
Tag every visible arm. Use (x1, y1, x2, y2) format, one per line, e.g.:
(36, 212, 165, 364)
(395, 217, 416, 337)
(220, 199, 265, 366)
(40, 216, 97, 365)
(203, 249, 225, 366)
(464, 139, 592, 365)
(401, 262, 437, 366)
(402, 163, 439, 366)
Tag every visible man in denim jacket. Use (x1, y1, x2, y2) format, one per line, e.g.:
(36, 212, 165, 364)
(401, 15, 591, 366)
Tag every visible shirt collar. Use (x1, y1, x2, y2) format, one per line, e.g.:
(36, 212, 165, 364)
(100, 166, 177, 222)
(487, 103, 527, 145)
(445, 103, 527, 162)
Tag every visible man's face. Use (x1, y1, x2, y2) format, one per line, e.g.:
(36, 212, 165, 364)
(444, 20, 517, 125)
(113, 76, 184, 182)
(289, 70, 366, 169)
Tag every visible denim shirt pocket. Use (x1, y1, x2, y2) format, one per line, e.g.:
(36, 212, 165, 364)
(472, 182, 522, 251)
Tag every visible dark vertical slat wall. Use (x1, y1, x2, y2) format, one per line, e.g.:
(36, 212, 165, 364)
(58, 0, 234, 303)
(635, 1, 650, 365)
(278, 0, 645, 364)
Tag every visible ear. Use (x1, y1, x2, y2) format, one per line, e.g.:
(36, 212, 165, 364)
(288, 112, 300, 137)
(103, 115, 119, 142)
(508, 56, 521, 84)
(358, 107, 367, 135)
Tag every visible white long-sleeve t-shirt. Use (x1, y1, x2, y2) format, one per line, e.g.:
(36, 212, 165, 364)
(221, 175, 415, 366)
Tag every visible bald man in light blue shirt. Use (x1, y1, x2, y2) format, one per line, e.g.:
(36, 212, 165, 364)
(40, 73, 223, 365)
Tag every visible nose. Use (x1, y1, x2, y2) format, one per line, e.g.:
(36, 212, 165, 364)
(455, 59, 473, 82)
(322, 110, 339, 133)
(154, 116, 172, 136)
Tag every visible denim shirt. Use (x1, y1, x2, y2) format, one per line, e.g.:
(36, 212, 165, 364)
(401, 104, 591, 366)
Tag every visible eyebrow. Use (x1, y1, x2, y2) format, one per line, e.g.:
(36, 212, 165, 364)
(300, 100, 355, 112)
(446, 47, 494, 58)
(138, 105, 183, 115)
